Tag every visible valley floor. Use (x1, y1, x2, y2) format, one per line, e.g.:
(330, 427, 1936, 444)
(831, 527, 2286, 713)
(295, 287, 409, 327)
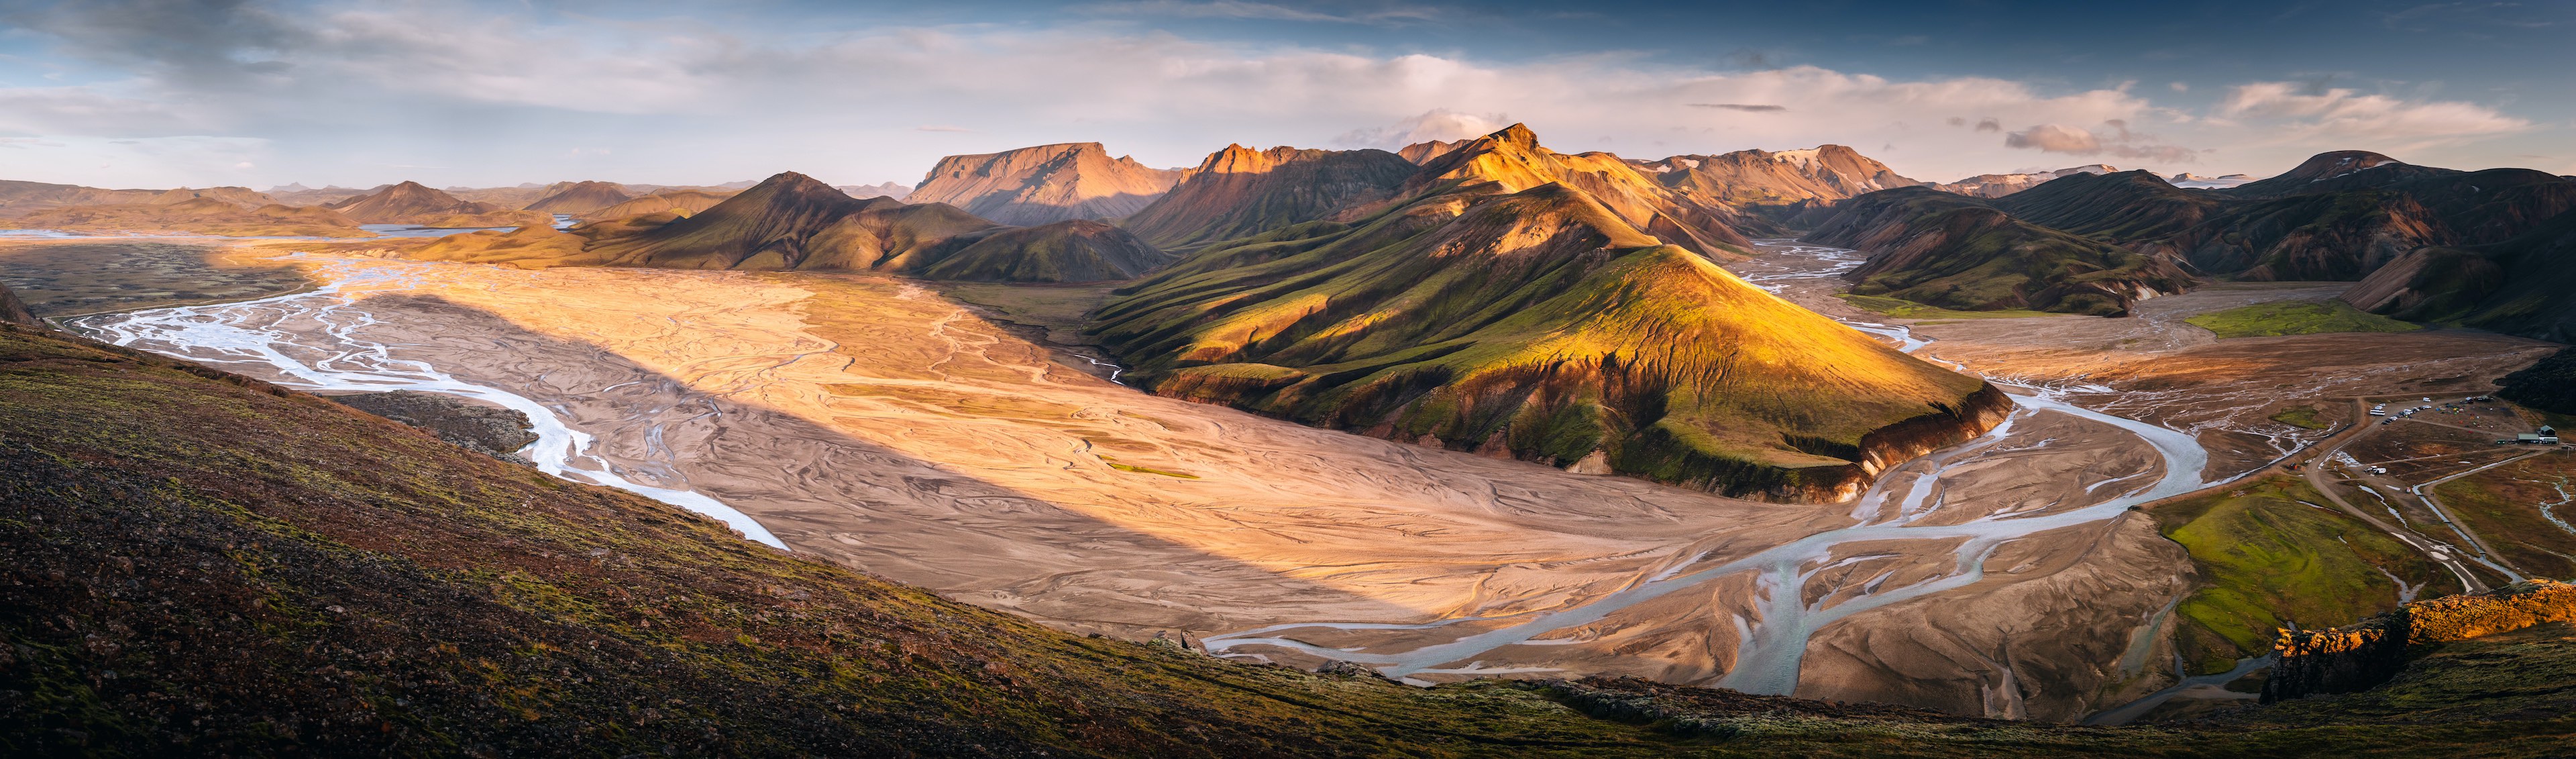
(54, 241, 2568, 723)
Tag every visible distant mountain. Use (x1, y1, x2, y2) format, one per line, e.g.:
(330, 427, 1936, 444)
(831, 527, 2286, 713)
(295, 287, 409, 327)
(2169, 172, 2254, 189)
(1808, 186, 2192, 315)
(145, 187, 276, 208)
(0, 197, 370, 238)
(1930, 164, 2118, 199)
(521, 181, 633, 214)
(1090, 125, 2006, 501)
(1635, 145, 1918, 208)
(908, 143, 1182, 225)
(264, 184, 378, 207)
(0, 179, 160, 215)
(1117, 144, 1417, 250)
(1989, 170, 2226, 242)
(329, 181, 543, 227)
(576, 189, 739, 222)
(2222, 150, 2434, 199)
(415, 172, 1170, 283)
(1396, 138, 1468, 164)
(837, 182, 911, 201)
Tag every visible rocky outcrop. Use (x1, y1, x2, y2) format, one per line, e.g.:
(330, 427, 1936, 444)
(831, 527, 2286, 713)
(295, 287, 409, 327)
(908, 143, 1182, 225)
(2264, 578, 2576, 703)
(330, 391, 537, 463)
(0, 283, 36, 326)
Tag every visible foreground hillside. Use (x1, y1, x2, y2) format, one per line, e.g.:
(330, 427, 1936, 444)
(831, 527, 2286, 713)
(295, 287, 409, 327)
(1093, 127, 2010, 501)
(8, 319, 2576, 754)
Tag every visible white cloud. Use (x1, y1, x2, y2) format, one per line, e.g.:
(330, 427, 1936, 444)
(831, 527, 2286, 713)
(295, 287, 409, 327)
(2216, 81, 2531, 151)
(0, 1, 2555, 187)
(1334, 108, 1510, 149)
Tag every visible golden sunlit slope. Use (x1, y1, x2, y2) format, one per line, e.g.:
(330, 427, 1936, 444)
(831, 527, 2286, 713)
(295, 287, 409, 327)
(521, 180, 633, 213)
(1394, 124, 1760, 259)
(908, 142, 1183, 225)
(1093, 181, 2004, 501)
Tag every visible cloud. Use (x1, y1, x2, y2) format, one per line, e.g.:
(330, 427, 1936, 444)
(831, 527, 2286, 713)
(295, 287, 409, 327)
(2005, 120, 2202, 162)
(1077, 0, 1438, 24)
(1335, 108, 1510, 148)
(2216, 81, 2530, 150)
(1974, 117, 2002, 132)
(1690, 103, 1787, 112)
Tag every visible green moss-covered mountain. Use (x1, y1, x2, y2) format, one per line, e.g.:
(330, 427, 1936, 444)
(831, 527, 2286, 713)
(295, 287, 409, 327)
(1805, 186, 2192, 315)
(1093, 170, 2007, 502)
(7, 321, 2576, 756)
(410, 172, 1173, 283)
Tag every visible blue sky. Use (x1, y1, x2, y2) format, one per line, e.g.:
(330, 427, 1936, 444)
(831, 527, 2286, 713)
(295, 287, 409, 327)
(0, 0, 2566, 189)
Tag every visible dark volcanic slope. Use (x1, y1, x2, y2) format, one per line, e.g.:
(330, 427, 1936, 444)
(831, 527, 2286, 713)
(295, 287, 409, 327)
(413, 172, 1172, 283)
(2343, 207, 2576, 342)
(2158, 166, 2576, 281)
(1810, 187, 2191, 315)
(1990, 170, 2226, 242)
(1093, 179, 2008, 503)
(1118, 145, 1417, 250)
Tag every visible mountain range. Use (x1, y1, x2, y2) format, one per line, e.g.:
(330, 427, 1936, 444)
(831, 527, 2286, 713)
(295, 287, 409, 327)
(413, 172, 1171, 283)
(906, 142, 1183, 225)
(1805, 150, 2576, 332)
(327, 181, 551, 227)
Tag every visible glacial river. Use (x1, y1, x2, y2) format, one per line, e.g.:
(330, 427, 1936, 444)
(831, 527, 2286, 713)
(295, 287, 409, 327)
(68, 256, 787, 549)
(1203, 240, 2222, 696)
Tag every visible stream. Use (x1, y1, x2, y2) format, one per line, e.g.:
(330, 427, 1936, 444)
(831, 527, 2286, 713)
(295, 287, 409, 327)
(1205, 240, 2229, 702)
(67, 256, 788, 550)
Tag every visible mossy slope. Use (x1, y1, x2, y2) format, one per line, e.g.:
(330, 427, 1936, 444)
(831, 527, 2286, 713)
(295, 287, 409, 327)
(1093, 181, 2004, 502)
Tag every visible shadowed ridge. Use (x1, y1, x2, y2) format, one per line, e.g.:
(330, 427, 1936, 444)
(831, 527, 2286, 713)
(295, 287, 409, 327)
(590, 171, 873, 269)
(1119, 144, 1417, 250)
(1991, 169, 2226, 241)
(2344, 205, 2576, 342)
(1094, 181, 2005, 501)
(1809, 186, 2191, 315)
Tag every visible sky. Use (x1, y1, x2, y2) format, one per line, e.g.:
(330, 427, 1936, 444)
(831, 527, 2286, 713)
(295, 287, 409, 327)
(0, 0, 2568, 191)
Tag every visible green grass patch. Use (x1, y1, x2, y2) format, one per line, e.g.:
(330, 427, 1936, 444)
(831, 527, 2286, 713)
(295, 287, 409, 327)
(2270, 405, 2330, 430)
(2183, 300, 2422, 338)
(1835, 293, 2060, 320)
(2147, 477, 2450, 674)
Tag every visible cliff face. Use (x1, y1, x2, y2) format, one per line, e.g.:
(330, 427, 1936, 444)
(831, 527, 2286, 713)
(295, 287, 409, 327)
(908, 143, 1182, 225)
(2265, 578, 2576, 703)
